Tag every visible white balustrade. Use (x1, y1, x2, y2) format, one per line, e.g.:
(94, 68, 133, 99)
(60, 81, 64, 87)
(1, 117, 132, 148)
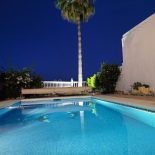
(43, 79, 86, 88)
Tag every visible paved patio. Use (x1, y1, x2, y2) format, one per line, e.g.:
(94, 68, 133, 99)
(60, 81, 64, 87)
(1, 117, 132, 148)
(0, 99, 19, 109)
(95, 94, 155, 111)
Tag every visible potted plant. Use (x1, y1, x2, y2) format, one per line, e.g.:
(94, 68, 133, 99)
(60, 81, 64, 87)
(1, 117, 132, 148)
(132, 82, 142, 94)
(132, 82, 150, 95)
(138, 84, 150, 95)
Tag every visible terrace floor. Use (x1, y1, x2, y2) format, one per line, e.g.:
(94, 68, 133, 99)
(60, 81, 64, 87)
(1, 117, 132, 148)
(95, 94, 155, 111)
(0, 99, 19, 109)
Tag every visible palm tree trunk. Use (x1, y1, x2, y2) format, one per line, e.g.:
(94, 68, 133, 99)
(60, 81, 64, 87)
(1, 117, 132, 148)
(77, 18, 83, 87)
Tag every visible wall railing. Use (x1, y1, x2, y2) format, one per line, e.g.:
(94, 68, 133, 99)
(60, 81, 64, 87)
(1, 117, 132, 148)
(43, 79, 87, 88)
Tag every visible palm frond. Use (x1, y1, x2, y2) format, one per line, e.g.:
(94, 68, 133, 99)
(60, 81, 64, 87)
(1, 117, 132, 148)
(56, 0, 95, 23)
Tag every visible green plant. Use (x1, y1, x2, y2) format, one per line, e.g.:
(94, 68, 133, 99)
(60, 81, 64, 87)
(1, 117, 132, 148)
(142, 84, 150, 88)
(0, 68, 43, 99)
(0, 70, 6, 100)
(87, 74, 96, 89)
(96, 63, 121, 94)
(29, 74, 44, 88)
(133, 82, 142, 90)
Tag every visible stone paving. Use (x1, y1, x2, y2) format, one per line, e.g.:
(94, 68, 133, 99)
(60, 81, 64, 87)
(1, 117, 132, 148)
(95, 94, 155, 111)
(0, 99, 19, 109)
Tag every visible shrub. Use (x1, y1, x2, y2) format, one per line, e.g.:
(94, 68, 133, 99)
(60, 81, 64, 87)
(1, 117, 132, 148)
(132, 82, 150, 90)
(0, 70, 6, 100)
(133, 82, 142, 90)
(142, 84, 150, 88)
(0, 68, 43, 99)
(96, 63, 121, 94)
(87, 74, 96, 89)
(29, 74, 44, 88)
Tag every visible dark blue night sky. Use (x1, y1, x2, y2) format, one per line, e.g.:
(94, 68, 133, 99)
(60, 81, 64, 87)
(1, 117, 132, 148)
(0, 0, 155, 80)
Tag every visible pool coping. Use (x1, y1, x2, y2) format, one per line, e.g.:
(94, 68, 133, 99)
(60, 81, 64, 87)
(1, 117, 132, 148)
(0, 96, 91, 109)
(0, 100, 20, 109)
(1, 95, 155, 112)
(21, 96, 91, 102)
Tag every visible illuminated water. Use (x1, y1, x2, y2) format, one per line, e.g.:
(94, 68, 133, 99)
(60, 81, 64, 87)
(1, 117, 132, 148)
(0, 98, 155, 155)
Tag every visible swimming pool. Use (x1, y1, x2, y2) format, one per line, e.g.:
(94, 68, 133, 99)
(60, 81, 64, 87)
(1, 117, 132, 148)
(0, 97, 155, 155)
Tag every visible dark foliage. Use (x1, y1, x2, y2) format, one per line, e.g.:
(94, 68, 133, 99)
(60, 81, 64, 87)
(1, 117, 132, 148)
(132, 82, 150, 90)
(0, 70, 6, 100)
(132, 82, 142, 90)
(0, 68, 43, 100)
(29, 74, 44, 88)
(96, 63, 121, 94)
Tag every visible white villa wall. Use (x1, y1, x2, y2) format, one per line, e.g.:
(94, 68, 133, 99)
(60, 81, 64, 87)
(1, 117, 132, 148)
(117, 14, 155, 92)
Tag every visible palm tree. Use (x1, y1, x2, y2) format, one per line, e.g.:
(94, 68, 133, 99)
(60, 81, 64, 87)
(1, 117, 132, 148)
(56, 0, 95, 87)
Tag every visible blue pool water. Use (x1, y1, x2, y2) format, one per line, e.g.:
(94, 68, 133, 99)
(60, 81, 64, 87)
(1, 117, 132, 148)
(0, 97, 155, 155)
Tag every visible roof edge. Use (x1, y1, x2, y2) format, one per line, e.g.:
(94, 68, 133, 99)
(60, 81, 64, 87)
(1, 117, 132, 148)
(123, 13, 155, 38)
